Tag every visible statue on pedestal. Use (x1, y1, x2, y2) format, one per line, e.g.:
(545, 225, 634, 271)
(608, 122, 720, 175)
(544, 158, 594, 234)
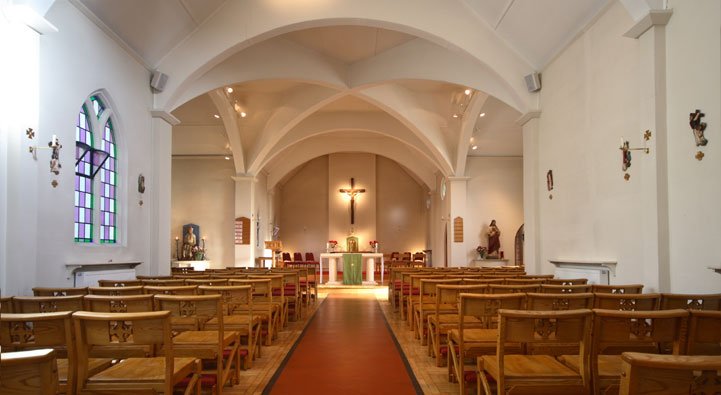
(182, 225, 197, 260)
(487, 219, 501, 258)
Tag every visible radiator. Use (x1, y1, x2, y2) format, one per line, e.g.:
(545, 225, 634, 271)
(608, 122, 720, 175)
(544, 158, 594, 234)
(74, 269, 136, 287)
(553, 265, 610, 285)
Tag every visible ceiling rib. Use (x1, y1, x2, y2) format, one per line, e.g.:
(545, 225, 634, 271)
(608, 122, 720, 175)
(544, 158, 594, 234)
(494, 0, 516, 29)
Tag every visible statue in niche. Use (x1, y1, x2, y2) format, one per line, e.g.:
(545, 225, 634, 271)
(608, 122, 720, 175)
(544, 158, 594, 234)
(487, 220, 501, 258)
(346, 236, 359, 252)
(182, 226, 197, 260)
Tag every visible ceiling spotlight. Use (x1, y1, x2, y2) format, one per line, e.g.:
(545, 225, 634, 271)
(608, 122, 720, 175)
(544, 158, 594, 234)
(479, 112, 486, 117)
(464, 89, 471, 95)
(226, 87, 233, 93)
(240, 112, 247, 118)
(452, 114, 458, 118)
(224, 156, 231, 160)
(213, 114, 220, 119)
(472, 145, 478, 150)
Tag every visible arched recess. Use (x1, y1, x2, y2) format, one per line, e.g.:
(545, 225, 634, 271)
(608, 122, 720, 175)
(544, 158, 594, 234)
(154, 1, 536, 113)
(265, 132, 437, 190)
(175, 36, 526, 114)
(265, 111, 437, 168)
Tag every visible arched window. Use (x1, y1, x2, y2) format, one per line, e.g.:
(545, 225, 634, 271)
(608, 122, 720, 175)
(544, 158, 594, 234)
(74, 94, 118, 243)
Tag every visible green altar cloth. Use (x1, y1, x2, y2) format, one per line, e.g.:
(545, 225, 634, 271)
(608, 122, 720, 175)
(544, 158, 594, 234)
(342, 253, 363, 285)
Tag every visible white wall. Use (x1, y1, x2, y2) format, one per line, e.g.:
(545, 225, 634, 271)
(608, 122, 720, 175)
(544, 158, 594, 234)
(171, 158, 235, 268)
(665, 0, 721, 292)
(538, 1, 646, 285)
(465, 157, 524, 266)
(1, 14, 40, 296)
(535, 0, 721, 291)
(1, 1, 156, 295)
(376, 156, 428, 254)
(278, 156, 329, 260)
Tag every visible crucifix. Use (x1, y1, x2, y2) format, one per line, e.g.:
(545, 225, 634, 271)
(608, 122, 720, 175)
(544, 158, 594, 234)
(339, 177, 365, 225)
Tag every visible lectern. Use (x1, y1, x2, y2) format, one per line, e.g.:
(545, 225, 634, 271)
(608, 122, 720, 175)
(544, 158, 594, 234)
(264, 241, 283, 268)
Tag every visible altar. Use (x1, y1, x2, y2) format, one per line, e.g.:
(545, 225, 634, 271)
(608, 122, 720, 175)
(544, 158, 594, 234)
(319, 253, 384, 286)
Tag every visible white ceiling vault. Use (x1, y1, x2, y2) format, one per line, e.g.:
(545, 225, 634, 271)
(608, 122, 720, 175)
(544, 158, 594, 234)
(68, 0, 614, 187)
(462, 0, 609, 68)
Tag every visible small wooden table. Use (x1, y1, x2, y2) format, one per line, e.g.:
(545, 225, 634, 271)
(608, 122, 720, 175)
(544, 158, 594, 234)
(257, 257, 273, 268)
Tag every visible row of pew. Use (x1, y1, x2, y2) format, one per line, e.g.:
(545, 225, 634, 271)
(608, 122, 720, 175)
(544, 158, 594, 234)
(386, 266, 721, 394)
(0, 267, 318, 394)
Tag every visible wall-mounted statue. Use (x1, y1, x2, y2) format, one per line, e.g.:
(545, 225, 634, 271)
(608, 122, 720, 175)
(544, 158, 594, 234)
(689, 109, 708, 147)
(487, 219, 501, 258)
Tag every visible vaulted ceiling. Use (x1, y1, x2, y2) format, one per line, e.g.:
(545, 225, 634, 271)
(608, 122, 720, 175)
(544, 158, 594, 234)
(68, 0, 614, 188)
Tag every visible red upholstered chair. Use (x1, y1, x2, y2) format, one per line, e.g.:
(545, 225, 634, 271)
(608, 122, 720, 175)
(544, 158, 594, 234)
(293, 252, 303, 262)
(305, 252, 315, 262)
(282, 252, 291, 262)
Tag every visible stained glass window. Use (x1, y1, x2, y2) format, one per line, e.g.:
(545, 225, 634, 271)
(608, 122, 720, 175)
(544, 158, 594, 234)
(91, 95, 104, 119)
(74, 94, 118, 244)
(74, 105, 93, 242)
(100, 119, 116, 243)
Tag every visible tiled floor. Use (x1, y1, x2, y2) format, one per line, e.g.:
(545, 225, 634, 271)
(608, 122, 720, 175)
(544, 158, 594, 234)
(225, 287, 464, 395)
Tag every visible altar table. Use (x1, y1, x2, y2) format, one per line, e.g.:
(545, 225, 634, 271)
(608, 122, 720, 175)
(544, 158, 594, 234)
(319, 253, 384, 285)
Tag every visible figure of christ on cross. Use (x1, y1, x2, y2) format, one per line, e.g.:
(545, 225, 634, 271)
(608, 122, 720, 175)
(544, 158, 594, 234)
(339, 177, 365, 225)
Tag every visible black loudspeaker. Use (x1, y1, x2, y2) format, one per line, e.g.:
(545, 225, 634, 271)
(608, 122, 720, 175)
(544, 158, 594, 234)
(150, 70, 168, 92)
(524, 72, 541, 92)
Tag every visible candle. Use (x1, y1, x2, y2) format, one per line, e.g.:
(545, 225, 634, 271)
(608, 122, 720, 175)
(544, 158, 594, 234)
(51, 134, 58, 146)
(175, 236, 179, 241)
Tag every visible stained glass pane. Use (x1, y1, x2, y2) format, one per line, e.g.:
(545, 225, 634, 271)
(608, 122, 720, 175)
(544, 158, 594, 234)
(100, 119, 116, 243)
(90, 96, 105, 120)
(75, 105, 93, 242)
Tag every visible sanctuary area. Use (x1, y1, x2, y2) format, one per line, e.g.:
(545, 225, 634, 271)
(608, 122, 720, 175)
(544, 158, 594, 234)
(1, 1, 720, 394)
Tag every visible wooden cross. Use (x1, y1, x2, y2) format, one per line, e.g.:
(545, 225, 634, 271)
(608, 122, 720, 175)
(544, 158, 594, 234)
(339, 177, 365, 225)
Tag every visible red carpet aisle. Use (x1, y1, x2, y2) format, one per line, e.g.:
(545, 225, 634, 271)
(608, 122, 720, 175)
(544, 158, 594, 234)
(266, 293, 421, 394)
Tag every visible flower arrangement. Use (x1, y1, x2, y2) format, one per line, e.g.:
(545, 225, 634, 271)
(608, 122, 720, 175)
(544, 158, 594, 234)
(476, 245, 487, 259)
(327, 240, 338, 253)
(191, 245, 205, 260)
(369, 240, 379, 252)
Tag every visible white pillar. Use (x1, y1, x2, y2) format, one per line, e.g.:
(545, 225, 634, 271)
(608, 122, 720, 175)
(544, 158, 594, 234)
(519, 112, 541, 273)
(624, 10, 673, 292)
(447, 177, 469, 267)
(150, 111, 178, 276)
(232, 175, 257, 267)
(1, 19, 41, 295)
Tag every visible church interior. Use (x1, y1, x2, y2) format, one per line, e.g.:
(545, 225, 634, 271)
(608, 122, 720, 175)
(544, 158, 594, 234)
(1, 0, 720, 394)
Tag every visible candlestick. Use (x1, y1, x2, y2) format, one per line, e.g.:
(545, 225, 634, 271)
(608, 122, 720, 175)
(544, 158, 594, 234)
(174, 237, 180, 260)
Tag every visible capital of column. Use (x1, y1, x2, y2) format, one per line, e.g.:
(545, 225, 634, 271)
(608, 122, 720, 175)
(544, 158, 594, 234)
(231, 174, 257, 182)
(624, 9, 673, 39)
(515, 111, 541, 127)
(150, 110, 180, 126)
